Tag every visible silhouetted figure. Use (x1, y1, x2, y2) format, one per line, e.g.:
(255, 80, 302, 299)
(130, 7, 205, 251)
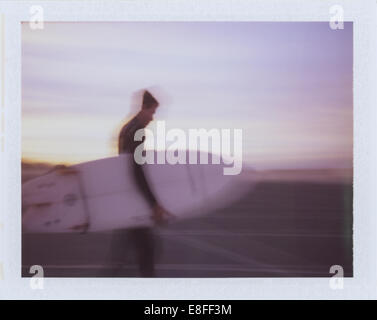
(112, 90, 168, 277)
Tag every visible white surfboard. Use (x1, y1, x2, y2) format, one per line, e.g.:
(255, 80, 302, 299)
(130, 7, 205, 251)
(22, 151, 255, 233)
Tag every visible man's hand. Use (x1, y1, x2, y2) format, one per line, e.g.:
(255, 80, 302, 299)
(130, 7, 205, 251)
(152, 203, 174, 225)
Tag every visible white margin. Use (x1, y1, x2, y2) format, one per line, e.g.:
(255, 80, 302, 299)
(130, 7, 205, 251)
(0, 0, 376, 300)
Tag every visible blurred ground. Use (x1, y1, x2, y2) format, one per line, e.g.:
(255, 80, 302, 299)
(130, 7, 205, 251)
(22, 166, 353, 277)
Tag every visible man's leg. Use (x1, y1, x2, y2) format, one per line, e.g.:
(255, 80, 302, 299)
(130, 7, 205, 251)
(128, 227, 155, 277)
(109, 229, 130, 276)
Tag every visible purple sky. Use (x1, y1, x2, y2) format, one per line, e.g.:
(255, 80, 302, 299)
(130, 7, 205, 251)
(22, 22, 353, 169)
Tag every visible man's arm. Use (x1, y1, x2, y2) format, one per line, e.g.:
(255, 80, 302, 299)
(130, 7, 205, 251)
(133, 161, 157, 208)
(133, 161, 172, 223)
(120, 119, 158, 207)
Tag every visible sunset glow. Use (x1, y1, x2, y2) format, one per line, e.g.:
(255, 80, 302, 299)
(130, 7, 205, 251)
(22, 22, 353, 169)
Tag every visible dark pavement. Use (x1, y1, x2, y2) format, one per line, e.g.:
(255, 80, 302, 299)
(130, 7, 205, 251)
(22, 181, 353, 277)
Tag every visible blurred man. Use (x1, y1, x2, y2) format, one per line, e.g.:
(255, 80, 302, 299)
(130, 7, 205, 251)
(113, 90, 169, 277)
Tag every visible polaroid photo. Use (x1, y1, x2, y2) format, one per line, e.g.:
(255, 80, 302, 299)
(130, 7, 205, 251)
(0, 0, 376, 300)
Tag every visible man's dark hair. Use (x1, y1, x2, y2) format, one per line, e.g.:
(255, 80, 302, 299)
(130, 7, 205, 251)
(142, 90, 159, 109)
